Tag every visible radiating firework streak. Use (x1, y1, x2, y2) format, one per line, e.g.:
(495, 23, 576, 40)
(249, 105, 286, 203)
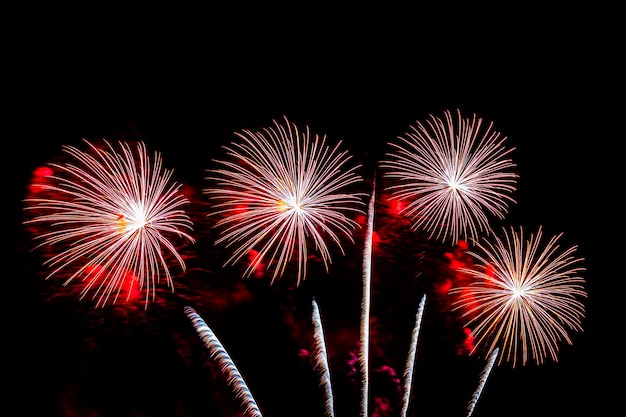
(311, 298, 335, 417)
(467, 347, 499, 417)
(450, 226, 587, 367)
(23, 139, 195, 308)
(184, 306, 263, 417)
(204, 115, 366, 284)
(379, 109, 518, 245)
(359, 177, 375, 417)
(400, 293, 426, 417)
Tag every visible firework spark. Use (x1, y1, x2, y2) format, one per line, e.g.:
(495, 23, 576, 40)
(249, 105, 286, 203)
(400, 293, 426, 417)
(449, 226, 587, 367)
(23, 139, 195, 308)
(311, 298, 335, 417)
(379, 109, 518, 245)
(204, 115, 366, 284)
(184, 306, 263, 417)
(467, 347, 499, 417)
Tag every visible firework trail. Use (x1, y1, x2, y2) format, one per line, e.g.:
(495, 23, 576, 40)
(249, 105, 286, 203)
(449, 225, 587, 367)
(311, 298, 335, 417)
(184, 306, 263, 417)
(23, 139, 195, 308)
(204, 115, 365, 284)
(467, 347, 499, 417)
(400, 293, 426, 417)
(380, 109, 518, 245)
(359, 177, 375, 417)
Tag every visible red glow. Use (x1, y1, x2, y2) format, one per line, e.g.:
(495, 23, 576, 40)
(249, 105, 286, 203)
(387, 198, 407, 216)
(34, 166, 54, 178)
(445, 251, 466, 272)
(233, 204, 248, 217)
(459, 327, 476, 355)
(121, 271, 142, 301)
(29, 165, 54, 193)
(456, 239, 468, 250)
(445, 241, 483, 324)
(484, 264, 497, 286)
(84, 264, 142, 303)
(84, 264, 106, 276)
(372, 230, 380, 245)
(435, 278, 453, 296)
(444, 241, 474, 287)
(179, 183, 197, 200)
(247, 249, 266, 279)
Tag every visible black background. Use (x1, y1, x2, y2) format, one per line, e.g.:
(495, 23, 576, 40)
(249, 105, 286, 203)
(5, 5, 621, 417)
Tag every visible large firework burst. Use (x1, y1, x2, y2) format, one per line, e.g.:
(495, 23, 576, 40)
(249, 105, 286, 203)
(379, 109, 518, 245)
(204, 115, 366, 284)
(23, 139, 196, 308)
(449, 225, 587, 367)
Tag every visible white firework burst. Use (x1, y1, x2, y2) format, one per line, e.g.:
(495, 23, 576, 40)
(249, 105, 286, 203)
(449, 225, 587, 367)
(204, 115, 366, 284)
(23, 139, 195, 308)
(380, 109, 518, 245)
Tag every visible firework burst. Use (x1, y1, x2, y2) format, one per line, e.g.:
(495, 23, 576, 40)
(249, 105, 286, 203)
(449, 225, 587, 367)
(23, 139, 195, 308)
(204, 115, 366, 284)
(379, 109, 518, 245)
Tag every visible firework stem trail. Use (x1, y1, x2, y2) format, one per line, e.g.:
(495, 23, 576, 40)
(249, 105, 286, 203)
(400, 293, 426, 417)
(312, 298, 335, 417)
(184, 306, 263, 417)
(360, 176, 375, 417)
(467, 347, 499, 417)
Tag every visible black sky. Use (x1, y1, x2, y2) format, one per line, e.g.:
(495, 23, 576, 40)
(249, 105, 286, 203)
(6, 5, 621, 417)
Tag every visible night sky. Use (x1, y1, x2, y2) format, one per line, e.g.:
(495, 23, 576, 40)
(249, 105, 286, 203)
(6, 6, 620, 417)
